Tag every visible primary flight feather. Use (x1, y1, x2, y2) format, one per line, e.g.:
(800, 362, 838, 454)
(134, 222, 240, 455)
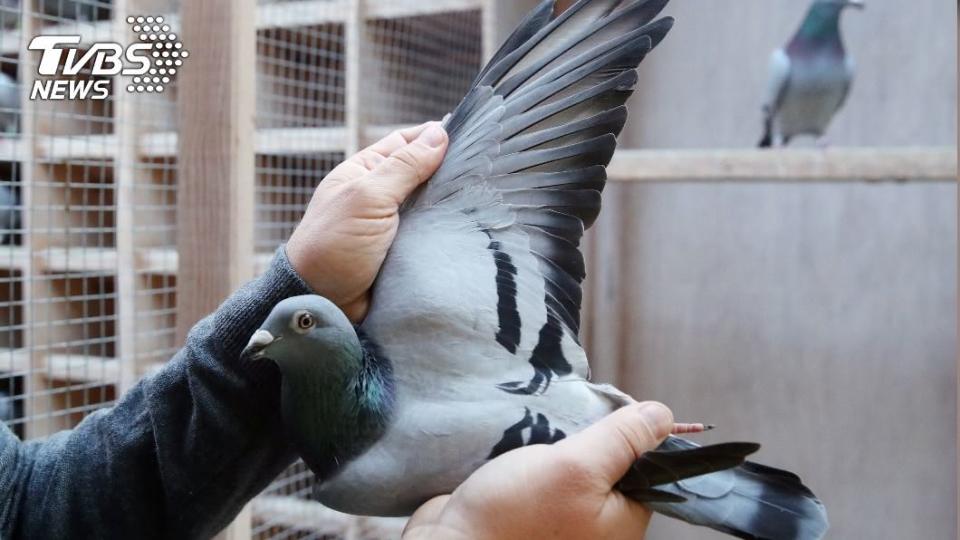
(245, 1, 829, 538)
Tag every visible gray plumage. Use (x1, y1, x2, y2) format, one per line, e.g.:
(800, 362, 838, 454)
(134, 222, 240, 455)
(0, 73, 17, 135)
(247, 1, 829, 538)
(2, 0, 111, 28)
(0, 390, 13, 424)
(41, 0, 108, 21)
(759, 0, 863, 147)
(0, 183, 20, 245)
(0, 0, 18, 30)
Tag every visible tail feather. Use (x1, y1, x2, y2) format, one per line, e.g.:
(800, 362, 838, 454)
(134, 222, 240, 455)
(621, 441, 760, 491)
(646, 438, 829, 540)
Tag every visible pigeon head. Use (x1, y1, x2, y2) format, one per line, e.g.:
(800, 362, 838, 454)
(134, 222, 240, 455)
(814, 0, 864, 8)
(242, 295, 362, 377)
(808, 0, 865, 19)
(793, 0, 863, 48)
(243, 295, 395, 479)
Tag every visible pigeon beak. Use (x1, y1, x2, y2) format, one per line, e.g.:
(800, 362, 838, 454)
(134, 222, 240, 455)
(845, 0, 865, 9)
(242, 329, 277, 361)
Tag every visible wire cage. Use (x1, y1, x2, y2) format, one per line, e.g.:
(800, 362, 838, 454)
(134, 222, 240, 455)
(2, 1, 955, 539)
(1, 0, 491, 538)
(250, 2, 483, 537)
(0, 0, 182, 439)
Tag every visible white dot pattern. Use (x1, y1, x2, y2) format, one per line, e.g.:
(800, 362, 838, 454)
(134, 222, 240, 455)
(126, 15, 189, 94)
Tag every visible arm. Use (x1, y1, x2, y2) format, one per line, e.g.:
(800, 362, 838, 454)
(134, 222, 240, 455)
(1, 248, 312, 540)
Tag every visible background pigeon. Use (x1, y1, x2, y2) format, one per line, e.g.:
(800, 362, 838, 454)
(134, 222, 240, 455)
(0, 390, 13, 424)
(0, 0, 18, 30)
(759, 0, 863, 148)
(0, 183, 20, 245)
(246, 1, 829, 538)
(41, 0, 109, 22)
(0, 73, 18, 135)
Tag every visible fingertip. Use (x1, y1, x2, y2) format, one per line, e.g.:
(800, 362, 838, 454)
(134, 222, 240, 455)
(397, 121, 433, 142)
(417, 122, 448, 149)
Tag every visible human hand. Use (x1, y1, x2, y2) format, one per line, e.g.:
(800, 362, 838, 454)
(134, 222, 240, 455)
(286, 122, 448, 322)
(402, 402, 675, 540)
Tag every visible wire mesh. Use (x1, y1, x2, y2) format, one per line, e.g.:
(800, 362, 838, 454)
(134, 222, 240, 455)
(0, 0, 24, 438)
(251, 3, 482, 539)
(364, 9, 482, 126)
(2, 0, 485, 537)
(0, 0, 181, 445)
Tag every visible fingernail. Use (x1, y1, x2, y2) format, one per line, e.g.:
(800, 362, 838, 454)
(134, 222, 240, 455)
(419, 124, 447, 148)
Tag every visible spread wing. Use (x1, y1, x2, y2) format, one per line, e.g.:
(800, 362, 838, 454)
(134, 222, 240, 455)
(376, 0, 673, 394)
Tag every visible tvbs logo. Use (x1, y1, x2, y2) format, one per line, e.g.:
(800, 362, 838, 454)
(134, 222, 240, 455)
(29, 15, 188, 101)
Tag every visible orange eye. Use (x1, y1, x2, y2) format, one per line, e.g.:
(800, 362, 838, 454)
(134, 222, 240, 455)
(296, 312, 315, 330)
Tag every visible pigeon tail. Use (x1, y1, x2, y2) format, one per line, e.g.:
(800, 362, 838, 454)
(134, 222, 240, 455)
(645, 437, 829, 540)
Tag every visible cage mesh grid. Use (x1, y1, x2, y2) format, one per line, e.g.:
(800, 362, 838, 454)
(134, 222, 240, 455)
(364, 10, 482, 126)
(0, 0, 22, 433)
(252, 3, 482, 539)
(2, 0, 486, 536)
(253, 2, 346, 536)
(0, 0, 182, 439)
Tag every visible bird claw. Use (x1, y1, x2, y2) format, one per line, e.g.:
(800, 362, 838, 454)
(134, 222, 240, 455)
(672, 422, 716, 435)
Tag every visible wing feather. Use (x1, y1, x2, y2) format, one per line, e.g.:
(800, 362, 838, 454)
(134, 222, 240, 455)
(387, 0, 673, 389)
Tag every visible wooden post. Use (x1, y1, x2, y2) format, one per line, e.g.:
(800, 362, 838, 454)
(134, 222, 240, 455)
(481, 0, 497, 63)
(345, 0, 366, 154)
(482, 0, 541, 62)
(177, 0, 256, 536)
(113, 0, 138, 394)
(176, 0, 257, 342)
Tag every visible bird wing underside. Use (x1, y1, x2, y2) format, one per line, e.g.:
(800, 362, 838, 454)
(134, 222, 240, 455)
(393, 0, 674, 395)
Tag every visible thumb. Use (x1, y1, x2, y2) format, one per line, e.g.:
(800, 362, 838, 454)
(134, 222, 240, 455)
(557, 402, 674, 486)
(369, 122, 448, 205)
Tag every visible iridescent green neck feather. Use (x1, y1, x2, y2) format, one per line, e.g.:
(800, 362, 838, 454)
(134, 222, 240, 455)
(790, 3, 844, 54)
(278, 329, 394, 481)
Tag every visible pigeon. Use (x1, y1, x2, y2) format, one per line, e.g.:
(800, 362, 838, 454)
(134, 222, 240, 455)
(0, 390, 12, 424)
(41, 0, 108, 22)
(0, 183, 19, 245)
(0, 73, 17, 135)
(759, 0, 863, 148)
(244, 1, 830, 538)
(0, 0, 18, 30)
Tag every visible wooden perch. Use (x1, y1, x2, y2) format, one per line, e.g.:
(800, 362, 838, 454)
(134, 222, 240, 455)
(606, 147, 958, 183)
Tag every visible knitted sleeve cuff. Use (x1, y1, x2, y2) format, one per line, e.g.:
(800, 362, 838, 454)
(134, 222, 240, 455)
(207, 245, 315, 361)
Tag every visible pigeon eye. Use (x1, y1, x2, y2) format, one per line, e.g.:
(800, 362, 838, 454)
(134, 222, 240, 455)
(294, 311, 315, 331)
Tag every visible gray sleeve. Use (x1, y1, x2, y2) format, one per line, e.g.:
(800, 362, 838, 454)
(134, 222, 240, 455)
(0, 246, 314, 540)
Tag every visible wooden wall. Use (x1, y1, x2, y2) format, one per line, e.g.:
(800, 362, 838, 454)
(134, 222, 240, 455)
(580, 1, 958, 538)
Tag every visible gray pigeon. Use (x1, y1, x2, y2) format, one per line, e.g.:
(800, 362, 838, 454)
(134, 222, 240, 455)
(41, 0, 107, 22)
(759, 0, 863, 147)
(0, 73, 17, 135)
(0, 183, 19, 245)
(0, 390, 12, 424)
(1, 0, 19, 30)
(245, 1, 829, 538)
